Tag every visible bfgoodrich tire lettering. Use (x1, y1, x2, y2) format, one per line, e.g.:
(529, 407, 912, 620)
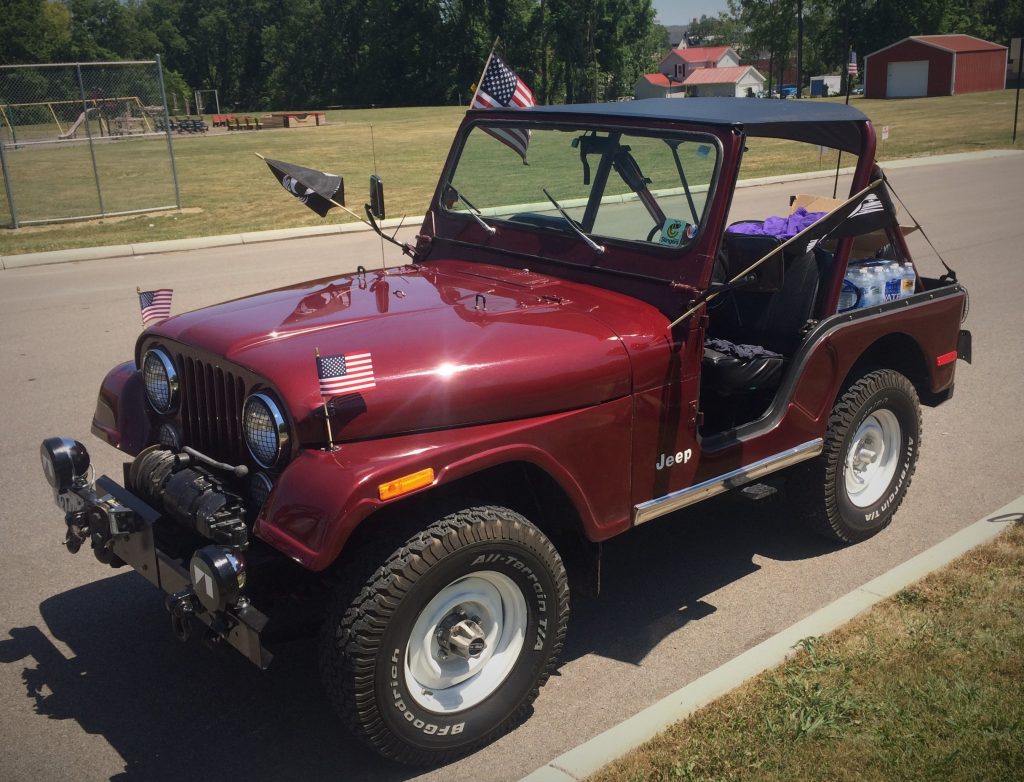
(319, 505, 569, 766)
(794, 369, 922, 543)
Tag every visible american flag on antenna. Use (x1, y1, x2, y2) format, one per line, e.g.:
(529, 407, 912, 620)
(139, 288, 173, 325)
(471, 54, 535, 161)
(317, 351, 376, 397)
(847, 51, 859, 77)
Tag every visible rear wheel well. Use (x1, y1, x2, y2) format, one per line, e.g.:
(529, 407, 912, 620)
(842, 332, 940, 404)
(327, 461, 597, 598)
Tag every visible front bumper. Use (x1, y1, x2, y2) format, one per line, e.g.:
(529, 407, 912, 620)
(41, 438, 272, 668)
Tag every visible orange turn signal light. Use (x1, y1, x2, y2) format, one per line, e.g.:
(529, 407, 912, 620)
(378, 467, 435, 501)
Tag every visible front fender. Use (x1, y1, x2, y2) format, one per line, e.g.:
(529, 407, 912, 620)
(91, 361, 150, 455)
(254, 397, 634, 571)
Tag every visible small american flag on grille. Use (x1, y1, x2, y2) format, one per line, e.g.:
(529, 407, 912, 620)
(317, 351, 376, 397)
(139, 288, 173, 325)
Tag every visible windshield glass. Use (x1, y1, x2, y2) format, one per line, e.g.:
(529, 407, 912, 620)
(445, 122, 720, 250)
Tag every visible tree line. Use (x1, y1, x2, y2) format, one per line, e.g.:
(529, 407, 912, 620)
(1, 0, 666, 109)
(1, 0, 1018, 110)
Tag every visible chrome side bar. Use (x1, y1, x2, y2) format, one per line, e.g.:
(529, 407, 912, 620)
(632, 438, 824, 526)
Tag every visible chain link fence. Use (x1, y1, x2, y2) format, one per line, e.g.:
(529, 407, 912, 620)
(0, 58, 180, 227)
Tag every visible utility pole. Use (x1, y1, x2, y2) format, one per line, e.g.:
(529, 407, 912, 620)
(796, 0, 803, 98)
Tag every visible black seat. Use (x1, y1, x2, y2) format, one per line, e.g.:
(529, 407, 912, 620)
(702, 338, 784, 396)
(702, 232, 828, 395)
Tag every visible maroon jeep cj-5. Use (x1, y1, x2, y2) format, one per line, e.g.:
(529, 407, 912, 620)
(41, 99, 970, 764)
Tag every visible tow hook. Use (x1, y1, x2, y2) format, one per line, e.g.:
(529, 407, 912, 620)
(63, 512, 89, 554)
(165, 589, 198, 642)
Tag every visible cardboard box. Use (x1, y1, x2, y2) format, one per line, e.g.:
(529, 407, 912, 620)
(788, 193, 918, 258)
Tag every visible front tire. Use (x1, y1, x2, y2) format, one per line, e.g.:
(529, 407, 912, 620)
(794, 369, 922, 543)
(319, 505, 569, 765)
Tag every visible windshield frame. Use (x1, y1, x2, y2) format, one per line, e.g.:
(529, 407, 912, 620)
(438, 116, 726, 260)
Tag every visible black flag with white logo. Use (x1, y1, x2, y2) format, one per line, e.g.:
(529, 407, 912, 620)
(828, 174, 896, 239)
(264, 158, 344, 217)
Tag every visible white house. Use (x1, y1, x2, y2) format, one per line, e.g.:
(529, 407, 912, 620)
(682, 65, 766, 97)
(659, 46, 741, 82)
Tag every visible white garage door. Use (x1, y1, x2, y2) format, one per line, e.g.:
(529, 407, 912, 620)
(887, 60, 929, 97)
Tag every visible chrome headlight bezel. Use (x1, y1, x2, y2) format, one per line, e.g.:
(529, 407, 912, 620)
(242, 392, 289, 468)
(142, 348, 179, 414)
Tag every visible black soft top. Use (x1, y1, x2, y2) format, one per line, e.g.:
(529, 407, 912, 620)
(521, 98, 869, 153)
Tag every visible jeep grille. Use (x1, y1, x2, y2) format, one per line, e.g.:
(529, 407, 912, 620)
(175, 354, 247, 465)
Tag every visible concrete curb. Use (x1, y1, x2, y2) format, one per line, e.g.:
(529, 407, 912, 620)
(3, 149, 1020, 271)
(521, 493, 1024, 782)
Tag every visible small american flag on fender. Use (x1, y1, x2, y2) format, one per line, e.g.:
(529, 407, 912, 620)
(139, 288, 173, 325)
(317, 351, 376, 397)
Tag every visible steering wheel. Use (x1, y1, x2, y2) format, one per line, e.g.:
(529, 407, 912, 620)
(646, 221, 663, 242)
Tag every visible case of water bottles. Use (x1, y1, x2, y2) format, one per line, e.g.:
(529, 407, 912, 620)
(838, 258, 917, 312)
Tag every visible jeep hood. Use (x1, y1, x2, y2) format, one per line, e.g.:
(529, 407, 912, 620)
(147, 261, 642, 442)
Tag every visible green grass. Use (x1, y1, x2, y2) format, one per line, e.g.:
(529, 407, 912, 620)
(588, 522, 1024, 782)
(1, 91, 1020, 256)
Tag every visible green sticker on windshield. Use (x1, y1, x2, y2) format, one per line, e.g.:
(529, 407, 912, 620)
(659, 219, 687, 246)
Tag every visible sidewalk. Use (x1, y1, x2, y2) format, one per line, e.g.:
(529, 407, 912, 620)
(3, 149, 1020, 271)
(521, 493, 1024, 782)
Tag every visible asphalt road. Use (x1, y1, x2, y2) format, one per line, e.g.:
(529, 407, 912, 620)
(1, 152, 1020, 782)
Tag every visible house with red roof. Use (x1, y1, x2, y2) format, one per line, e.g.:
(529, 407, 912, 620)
(659, 45, 740, 83)
(864, 34, 1007, 98)
(634, 45, 766, 99)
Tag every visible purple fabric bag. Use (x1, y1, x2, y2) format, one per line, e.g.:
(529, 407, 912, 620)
(728, 207, 826, 240)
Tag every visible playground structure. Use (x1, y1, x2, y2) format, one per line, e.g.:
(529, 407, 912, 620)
(1, 96, 159, 144)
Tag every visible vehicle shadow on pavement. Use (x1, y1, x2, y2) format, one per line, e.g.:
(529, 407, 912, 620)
(561, 487, 840, 666)
(0, 581, 413, 781)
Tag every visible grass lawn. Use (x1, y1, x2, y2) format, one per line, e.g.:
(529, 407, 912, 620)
(589, 522, 1024, 782)
(1, 91, 1020, 256)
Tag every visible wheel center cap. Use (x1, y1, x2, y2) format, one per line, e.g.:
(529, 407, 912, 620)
(437, 612, 487, 659)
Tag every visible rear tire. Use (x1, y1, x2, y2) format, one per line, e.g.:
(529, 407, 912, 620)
(319, 505, 569, 765)
(794, 369, 921, 543)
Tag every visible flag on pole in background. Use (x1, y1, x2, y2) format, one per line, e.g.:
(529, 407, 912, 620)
(316, 351, 376, 397)
(471, 54, 535, 161)
(139, 288, 173, 325)
(847, 51, 859, 77)
(263, 158, 344, 218)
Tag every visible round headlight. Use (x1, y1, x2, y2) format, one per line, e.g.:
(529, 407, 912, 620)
(142, 348, 179, 413)
(242, 392, 289, 468)
(157, 423, 181, 449)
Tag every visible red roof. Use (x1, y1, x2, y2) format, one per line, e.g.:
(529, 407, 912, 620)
(672, 46, 732, 63)
(912, 34, 1005, 53)
(682, 66, 760, 86)
(642, 74, 683, 87)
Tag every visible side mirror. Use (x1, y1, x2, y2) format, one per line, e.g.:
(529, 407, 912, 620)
(368, 175, 385, 220)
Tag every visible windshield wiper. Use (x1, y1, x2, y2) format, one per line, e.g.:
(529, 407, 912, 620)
(449, 186, 495, 236)
(542, 188, 604, 254)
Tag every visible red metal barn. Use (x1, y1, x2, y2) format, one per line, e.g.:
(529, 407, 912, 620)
(865, 35, 1007, 98)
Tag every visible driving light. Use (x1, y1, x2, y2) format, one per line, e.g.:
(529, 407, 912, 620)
(142, 348, 179, 413)
(40, 437, 90, 493)
(242, 392, 289, 468)
(190, 546, 246, 613)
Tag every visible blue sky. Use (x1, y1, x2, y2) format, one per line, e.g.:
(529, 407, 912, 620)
(652, 1, 729, 27)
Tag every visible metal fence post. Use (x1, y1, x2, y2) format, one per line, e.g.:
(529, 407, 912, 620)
(156, 55, 182, 209)
(76, 62, 105, 217)
(0, 136, 18, 228)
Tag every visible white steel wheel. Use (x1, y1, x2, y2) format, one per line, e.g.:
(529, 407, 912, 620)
(319, 505, 570, 766)
(405, 571, 528, 713)
(844, 408, 901, 508)
(792, 369, 922, 544)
